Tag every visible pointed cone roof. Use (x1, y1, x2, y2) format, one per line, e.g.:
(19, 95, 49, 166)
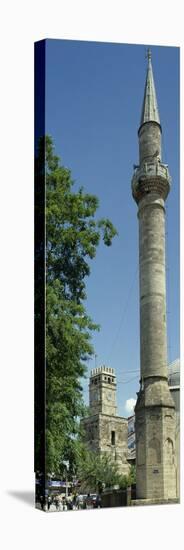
(139, 49, 161, 129)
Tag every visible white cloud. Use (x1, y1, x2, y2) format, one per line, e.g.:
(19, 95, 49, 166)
(125, 398, 136, 415)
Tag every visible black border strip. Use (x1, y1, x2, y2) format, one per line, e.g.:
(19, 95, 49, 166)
(34, 40, 46, 492)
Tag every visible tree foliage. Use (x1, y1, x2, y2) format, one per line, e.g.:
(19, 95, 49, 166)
(43, 136, 117, 475)
(127, 464, 136, 486)
(76, 445, 129, 493)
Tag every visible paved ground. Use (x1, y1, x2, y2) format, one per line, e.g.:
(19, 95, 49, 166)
(36, 502, 79, 512)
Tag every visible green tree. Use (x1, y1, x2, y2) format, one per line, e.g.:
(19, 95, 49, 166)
(127, 464, 136, 485)
(76, 445, 128, 493)
(43, 136, 117, 475)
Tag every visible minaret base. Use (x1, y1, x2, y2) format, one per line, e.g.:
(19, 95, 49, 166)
(135, 379, 177, 500)
(131, 498, 179, 506)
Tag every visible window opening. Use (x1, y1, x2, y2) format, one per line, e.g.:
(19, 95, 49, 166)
(111, 431, 115, 446)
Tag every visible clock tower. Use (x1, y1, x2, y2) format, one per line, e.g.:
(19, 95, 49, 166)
(81, 365, 129, 477)
(89, 366, 117, 416)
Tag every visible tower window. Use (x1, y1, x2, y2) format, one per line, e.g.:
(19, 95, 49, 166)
(108, 377, 111, 384)
(111, 431, 115, 446)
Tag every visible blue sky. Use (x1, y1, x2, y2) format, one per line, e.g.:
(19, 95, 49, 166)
(45, 39, 179, 417)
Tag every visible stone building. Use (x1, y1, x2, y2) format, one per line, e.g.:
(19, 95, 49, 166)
(81, 366, 129, 477)
(168, 359, 180, 498)
(127, 415, 136, 463)
(131, 50, 178, 501)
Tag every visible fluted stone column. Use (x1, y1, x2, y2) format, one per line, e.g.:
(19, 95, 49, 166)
(131, 51, 177, 501)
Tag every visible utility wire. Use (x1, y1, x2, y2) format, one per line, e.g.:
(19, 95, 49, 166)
(106, 264, 139, 362)
(160, 123, 173, 364)
(82, 365, 179, 393)
(162, 130, 167, 165)
(82, 375, 139, 393)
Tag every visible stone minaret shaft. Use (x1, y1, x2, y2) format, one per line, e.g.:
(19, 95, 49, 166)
(132, 50, 176, 500)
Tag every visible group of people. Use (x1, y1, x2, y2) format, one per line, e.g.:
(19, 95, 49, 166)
(37, 492, 102, 511)
(38, 493, 78, 512)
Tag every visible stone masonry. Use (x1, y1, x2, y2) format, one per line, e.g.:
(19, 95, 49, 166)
(81, 366, 129, 477)
(131, 50, 177, 500)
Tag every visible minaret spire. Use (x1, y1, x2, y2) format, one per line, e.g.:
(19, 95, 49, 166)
(140, 48, 161, 129)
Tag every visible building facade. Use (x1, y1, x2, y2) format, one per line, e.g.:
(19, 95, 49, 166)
(81, 366, 129, 477)
(132, 50, 177, 500)
(168, 359, 180, 497)
(128, 415, 136, 462)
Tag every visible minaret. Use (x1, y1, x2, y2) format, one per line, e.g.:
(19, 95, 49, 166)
(132, 50, 177, 500)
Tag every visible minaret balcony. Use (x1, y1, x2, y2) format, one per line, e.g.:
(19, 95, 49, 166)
(131, 161, 171, 203)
